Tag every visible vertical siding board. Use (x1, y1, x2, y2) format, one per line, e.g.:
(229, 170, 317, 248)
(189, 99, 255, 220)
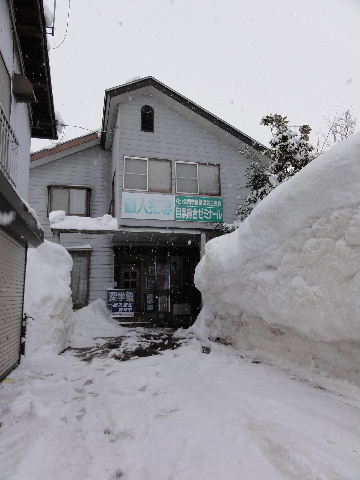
(29, 146, 113, 304)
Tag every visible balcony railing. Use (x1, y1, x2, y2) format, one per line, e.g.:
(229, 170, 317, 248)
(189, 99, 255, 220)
(0, 104, 18, 188)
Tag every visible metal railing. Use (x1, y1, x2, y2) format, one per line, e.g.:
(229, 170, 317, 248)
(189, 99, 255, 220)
(0, 104, 18, 188)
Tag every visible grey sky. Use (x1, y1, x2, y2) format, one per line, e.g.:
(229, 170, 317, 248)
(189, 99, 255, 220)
(32, 0, 360, 151)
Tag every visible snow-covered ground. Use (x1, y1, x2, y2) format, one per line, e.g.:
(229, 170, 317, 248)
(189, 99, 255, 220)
(0, 323, 359, 480)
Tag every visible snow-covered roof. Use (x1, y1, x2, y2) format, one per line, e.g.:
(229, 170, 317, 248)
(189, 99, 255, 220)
(30, 132, 100, 168)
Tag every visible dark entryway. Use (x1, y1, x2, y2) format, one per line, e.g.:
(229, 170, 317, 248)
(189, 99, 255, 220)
(113, 243, 201, 327)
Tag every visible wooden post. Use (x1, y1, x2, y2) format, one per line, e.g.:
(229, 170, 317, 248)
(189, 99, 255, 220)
(52, 230, 60, 244)
(200, 231, 206, 258)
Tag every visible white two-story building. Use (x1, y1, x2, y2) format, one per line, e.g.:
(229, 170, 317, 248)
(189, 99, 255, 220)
(29, 77, 265, 327)
(0, 0, 56, 379)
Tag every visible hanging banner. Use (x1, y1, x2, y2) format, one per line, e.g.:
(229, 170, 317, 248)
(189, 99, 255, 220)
(121, 192, 223, 222)
(121, 192, 175, 220)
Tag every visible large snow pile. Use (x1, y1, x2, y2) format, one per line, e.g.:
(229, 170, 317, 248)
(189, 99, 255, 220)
(24, 240, 73, 356)
(49, 211, 118, 231)
(69, 299, 123, 348)
(195, 134, 360, 384)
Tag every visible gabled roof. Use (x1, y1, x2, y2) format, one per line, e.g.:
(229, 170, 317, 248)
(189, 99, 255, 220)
(13, 0, 57, 139)
(101, 76, 266, 152)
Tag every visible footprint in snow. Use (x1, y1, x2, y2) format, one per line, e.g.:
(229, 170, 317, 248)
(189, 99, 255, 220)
(76, 407, 86, 421)
(110, 468, 126, 479)
(155, 407, 179, 418)
(104, 428, 134, 442)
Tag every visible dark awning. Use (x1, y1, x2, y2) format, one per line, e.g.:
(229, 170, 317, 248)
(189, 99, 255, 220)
(0, 170, 44, 246)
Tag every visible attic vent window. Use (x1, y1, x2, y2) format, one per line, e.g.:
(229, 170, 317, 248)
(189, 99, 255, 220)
(141, 105, 154, 132)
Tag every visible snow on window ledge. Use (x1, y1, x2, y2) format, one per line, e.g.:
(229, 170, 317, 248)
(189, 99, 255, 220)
(49, 211, 118, 231)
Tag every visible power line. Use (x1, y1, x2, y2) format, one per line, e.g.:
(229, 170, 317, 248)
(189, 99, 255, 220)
(52, 0, 71, 49)
(58, 123, 118, 134)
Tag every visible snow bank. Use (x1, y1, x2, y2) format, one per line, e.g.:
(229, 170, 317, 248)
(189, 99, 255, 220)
(69, 299, 123, 348)
(195, 134, 360, 384)
(49, 211, 118, 231)
(24, 240, 73, 356)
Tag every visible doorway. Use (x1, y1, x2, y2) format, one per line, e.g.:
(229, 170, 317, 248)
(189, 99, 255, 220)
(113, 244, 201, 327)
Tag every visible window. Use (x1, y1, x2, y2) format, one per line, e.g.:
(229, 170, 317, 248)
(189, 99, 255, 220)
(175, 162, 220, 195)
(141, 105, 154, 132)
(68, 250, 90, 309)
(48, 185, 91, 215)
(0, 51, 11, 119)
(123, 157, 171, 192)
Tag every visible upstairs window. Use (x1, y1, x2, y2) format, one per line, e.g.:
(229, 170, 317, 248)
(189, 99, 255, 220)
(175, 162, 220, 195)
(48, 185, 91, 216)
(123, 157, 171, 192)
(141, 105, 154, 132)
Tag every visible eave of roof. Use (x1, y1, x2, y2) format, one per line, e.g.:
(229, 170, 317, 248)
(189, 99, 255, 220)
(100, 76, 266, 152)
(31, 132, 99, 161)
(13, 0, 57, 139)
(0, 170, 44, 246)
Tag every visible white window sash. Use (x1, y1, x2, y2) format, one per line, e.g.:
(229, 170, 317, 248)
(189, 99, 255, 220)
(175, 161, 199, 194)
(123, 156, 149, 191)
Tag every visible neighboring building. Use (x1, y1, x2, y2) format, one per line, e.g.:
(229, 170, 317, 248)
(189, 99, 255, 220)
(29, 77, 265, 327)
(0, 0, 57, 379)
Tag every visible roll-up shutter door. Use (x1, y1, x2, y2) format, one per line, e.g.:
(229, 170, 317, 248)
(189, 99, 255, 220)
(0, 228, 26, 379)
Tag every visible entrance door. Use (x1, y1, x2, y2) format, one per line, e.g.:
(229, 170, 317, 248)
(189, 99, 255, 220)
(120, 264, 139, 311)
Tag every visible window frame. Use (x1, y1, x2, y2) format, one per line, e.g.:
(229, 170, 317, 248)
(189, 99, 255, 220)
(141, 105, 154, 132)
(47, 185, 92, 216)
(123, 156, 172, 193)
(175, 161, 199, 195)
(67, 248, 91, 309)
(123, 156, 148, 192)
(175, 161, 221, 196)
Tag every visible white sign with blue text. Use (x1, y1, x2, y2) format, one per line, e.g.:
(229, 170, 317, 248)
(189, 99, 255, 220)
(121, 192, 224, 222)
(121, 192, 175, 220)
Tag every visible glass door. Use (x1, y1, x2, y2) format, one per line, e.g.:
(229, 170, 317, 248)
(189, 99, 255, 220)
(120, 263, 139, 311)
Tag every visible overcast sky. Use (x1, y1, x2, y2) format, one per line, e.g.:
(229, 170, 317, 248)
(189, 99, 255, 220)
(32, 0, 360, 151)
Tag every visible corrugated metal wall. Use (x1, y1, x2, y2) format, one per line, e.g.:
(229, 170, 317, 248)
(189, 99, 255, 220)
(0, 228, 26, 379)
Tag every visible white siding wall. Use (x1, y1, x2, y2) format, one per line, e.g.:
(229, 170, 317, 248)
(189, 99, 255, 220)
(114, 90, 254, 227)
(0, 1, 32, 199)
(29, 90, 263, 303)
(28, 145, 113, 303)
(62, 233, 114, 303)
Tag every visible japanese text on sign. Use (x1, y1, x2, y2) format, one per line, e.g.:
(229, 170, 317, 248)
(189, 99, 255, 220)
(175, 196, 223, 222)
(107, 289, 135, 317)
(121, 193, 224, 222)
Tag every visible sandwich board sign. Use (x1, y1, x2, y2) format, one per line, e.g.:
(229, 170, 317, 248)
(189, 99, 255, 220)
(107, 289, 135, 318)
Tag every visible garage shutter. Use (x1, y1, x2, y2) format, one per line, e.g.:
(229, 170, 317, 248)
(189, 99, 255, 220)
(0, 228, 26, 379)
